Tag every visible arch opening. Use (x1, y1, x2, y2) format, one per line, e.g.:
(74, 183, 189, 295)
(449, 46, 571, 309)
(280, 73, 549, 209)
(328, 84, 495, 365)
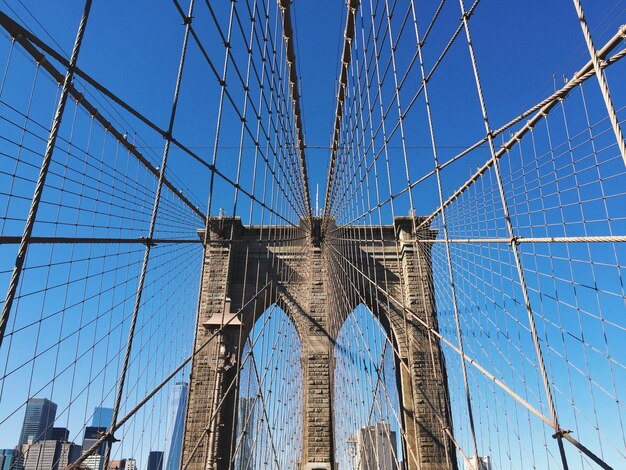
(333, 304, 403, 469)
(233, 304, 302, 469)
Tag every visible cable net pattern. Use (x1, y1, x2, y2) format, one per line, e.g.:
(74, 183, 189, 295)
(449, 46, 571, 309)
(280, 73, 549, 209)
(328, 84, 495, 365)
(323, 0, 626, 468)
(0, 0, 624, 469)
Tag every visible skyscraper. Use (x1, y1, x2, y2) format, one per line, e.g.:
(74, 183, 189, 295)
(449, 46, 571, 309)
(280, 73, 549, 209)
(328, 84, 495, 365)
(235, 397, 256, 470)
(22, 440, 57, 470)
(0, 449, 16, 470)
(163, 382, 187, 470)
(57, 442, 82, 468)
(355, 422, 398, 470)
(81, 427, 107, 470)
(19, 424, 80, 470)
(108, 459, 135, 470)
(18, 399, 57, 445)
(50, 429, 69, 442)
(91, 408, 113, 429)
(146, 451, 163, 470)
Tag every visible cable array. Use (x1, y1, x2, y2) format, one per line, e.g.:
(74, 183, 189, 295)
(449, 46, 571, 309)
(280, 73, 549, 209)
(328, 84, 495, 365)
(0, 0, 310, 468)
(323, 0, 626, 468)
(0, 0, 624, 469)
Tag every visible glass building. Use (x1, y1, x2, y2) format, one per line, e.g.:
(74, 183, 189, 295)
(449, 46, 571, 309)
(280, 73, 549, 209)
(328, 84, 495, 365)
(163, 382, 188, 470)
(18, 398, 57, 445)
(146, 451, 164, 470)
(0, 449, 15, 470)
(91, 408, 113, 429)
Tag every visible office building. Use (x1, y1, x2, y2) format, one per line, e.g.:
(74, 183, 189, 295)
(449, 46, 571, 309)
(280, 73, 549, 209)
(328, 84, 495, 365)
(146, 451, 163, 470)
(235, 397, 257, 470)
(108, 459, 135, 470)
(163, 382, 187, 470)
(469, 456, 492, 470)
(81, 427, 107, 470)
(22, 441, 57, 470)
(50, 429, 69, 443)
(82, 455, 103, 470)
(22, 439, 81, 470)
(18, 399, 57, 445)
(355, 422, 398, 470)
(91, 408, 114, 429)
(0, 449, 16, 470)
(57, 442, 81, 468)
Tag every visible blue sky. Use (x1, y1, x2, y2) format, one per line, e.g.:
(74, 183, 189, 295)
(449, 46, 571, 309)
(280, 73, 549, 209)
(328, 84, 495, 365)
(4, 0, 624, 217)
(0, 1, 625, 468)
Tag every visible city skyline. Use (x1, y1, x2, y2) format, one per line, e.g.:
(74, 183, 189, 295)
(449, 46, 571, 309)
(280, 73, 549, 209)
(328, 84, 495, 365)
(1, 400, 165, 470)
(354, 422, 399, 470)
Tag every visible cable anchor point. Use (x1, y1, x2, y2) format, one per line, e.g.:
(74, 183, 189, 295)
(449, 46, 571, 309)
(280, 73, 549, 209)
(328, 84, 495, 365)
(552, 429, 572, 439)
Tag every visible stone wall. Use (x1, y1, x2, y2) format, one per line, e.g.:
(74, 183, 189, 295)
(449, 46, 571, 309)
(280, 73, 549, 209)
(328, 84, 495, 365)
(181, 217, 456, 469)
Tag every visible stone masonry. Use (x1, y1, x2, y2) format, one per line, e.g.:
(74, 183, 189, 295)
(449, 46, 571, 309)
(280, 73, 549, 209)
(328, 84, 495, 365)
(181, 217, 456, 469)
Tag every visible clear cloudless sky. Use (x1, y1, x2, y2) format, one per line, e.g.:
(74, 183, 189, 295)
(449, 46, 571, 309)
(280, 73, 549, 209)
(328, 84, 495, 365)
(3, 0, 624, 213)
(1, 0, 625, 465)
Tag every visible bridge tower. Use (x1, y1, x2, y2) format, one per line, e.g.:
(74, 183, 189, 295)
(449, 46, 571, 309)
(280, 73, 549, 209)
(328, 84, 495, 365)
(181, 216, 456, 470)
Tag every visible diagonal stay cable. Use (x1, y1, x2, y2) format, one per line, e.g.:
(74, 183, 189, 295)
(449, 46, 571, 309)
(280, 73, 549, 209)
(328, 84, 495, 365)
(67, 239, 304, 470)
(325, 240, 614, 469)
(333, 27, 626, 231)
(0, 10, 303, 228)
(0, 0, 93, 350)
(0, 11, 206, 223)
(279, 0, 312, 223)
(171, 0, 308, 221)
(323, 0, 360, 228)
(104, 2, 197, 468)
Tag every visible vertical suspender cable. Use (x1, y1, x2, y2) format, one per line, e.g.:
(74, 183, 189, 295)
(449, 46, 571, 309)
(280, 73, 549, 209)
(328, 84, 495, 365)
(0, 0, 93, 349)
(571, 0, 626, 165)
(64, 2, 196, 469)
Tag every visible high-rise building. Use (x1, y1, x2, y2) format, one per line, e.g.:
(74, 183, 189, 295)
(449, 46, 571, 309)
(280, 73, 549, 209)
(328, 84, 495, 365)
(469, 456, 492, 470)
(91, 408, 114, 429)
(57, 442, 81, 468)
(82, 454, 103, 470)
(236, 397, 257, 470)
(81, 427, 107, 470)
(18, 399, 57, 445)
(355, 422, 398, 470)
(50, 428, 69, 443)
(22, 439, 81, 470)
(163, 382, 188, 470)
(146, 451, 163, 470)
(0, 449, 16, 470)
(22, 441, 57, 470)
(108, 458, 135, 470)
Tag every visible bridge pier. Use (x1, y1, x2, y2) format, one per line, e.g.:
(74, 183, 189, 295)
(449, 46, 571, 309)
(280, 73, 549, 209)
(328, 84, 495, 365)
(181, 217, 455, 469)
(300, 245, 335, 469)
(301, 336, 335, 469)
(181, 225, 245, 470)
(396, 219, 456, 469)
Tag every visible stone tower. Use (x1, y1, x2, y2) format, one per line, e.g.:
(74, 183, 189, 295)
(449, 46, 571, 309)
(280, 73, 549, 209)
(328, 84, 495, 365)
(181, 217, 456, 469)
